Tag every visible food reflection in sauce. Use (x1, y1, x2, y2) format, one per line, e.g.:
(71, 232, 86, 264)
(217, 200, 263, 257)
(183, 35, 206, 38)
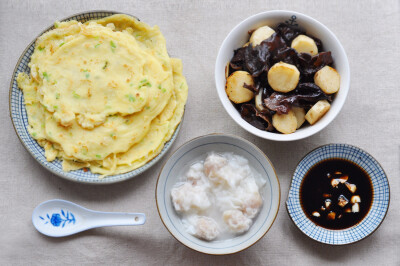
(300, 158, 373, 229)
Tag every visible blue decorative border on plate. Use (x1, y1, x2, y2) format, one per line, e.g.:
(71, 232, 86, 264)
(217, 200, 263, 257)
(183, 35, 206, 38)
(9, 11, 181, 184)
(286, 144, 390, 245)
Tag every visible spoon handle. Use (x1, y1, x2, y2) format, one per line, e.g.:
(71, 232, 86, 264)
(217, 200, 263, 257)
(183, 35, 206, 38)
(89, 212, 146, 227)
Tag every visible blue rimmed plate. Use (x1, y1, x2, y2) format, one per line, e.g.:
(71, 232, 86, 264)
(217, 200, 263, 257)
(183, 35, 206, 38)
(286, 144, 390, 245)
(156, 134, 280, 255)
(9, 11, 182, 184)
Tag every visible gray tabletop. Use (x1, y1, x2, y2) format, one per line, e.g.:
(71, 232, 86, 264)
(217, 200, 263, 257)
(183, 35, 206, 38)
(1, 0, 399, 265)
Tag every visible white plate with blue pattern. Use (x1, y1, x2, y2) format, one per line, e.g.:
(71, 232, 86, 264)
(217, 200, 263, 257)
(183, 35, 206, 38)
(286, 144, 390, 245)
(9, 11, 182, 184)
(156, 134, 280, 255)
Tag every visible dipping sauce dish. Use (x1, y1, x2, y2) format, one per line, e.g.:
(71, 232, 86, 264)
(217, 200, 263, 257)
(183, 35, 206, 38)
(300, 158, 373, 230)
(287, 144, 390, 245)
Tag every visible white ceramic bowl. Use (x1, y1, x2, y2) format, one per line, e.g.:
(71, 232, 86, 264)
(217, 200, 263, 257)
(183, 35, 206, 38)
(156, 134, 280, 255)
(215, 10, 350, 141)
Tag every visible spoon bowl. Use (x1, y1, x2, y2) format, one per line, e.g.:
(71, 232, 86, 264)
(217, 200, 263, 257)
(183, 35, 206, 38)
(32, 199, 146, 237)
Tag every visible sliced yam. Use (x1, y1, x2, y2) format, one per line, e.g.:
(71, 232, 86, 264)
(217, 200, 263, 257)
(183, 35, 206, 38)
(255, 90, 265, 111)
(291, 35, 318, 55)
(267, 62, 300, 93)
(305, 100, 331, 125)
(292, 107, 306, 129)
(314, 66, 341, 94)
(225, 61, 230, 80)
(225, 71, 254, 104)
(250, 26, 275, 46)
(272, 110, 297, 134)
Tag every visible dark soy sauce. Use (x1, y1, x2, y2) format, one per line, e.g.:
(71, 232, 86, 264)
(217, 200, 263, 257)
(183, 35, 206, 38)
(300, 158, 373, 230)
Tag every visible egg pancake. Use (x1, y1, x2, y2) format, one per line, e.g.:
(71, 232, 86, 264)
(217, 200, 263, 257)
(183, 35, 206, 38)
(17, 15, 188, 177)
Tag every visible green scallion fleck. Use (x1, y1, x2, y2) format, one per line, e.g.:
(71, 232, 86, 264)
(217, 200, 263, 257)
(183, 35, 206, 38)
(85, 73, 90, 79)
(95, 43, 101, 48)
(32, 132, 37, 137)
(73, 91, 80, 99)
(139, 79, 152, 88)
(59, 42, 65, 47)
(161, 88, 166, 93)
(110, 41, 116, 49)
(55, 93, 60, 99)
(96, 154, 101, 159)
(103, 61, 108, 70)
(125, 94, 135, 102)
(43, 72, 49, 81)
(53, 105, 58, 110)
(38, 46, 45, 51)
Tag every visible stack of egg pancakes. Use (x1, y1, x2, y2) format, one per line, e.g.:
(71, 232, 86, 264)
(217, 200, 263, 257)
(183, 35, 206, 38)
(17, 15, 188, 177)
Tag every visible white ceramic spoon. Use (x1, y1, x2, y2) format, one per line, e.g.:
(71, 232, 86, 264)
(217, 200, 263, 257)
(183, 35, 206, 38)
(32, 199, 146, 237)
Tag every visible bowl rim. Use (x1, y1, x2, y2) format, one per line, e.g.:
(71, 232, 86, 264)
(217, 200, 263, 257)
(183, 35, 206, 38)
(286, 143, 390, 245)
(215, 10, 350, 141)
(155, 133, 281, 255)
(8, 10, 182, 184)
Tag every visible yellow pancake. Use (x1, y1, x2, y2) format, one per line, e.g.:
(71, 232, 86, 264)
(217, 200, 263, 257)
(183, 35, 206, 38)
(17, 14, 188, 177)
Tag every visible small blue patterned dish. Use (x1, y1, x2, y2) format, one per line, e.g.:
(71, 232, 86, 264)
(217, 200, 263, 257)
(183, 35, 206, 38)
(286, 144, 390, 245)
(9, 11, 182, 184)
